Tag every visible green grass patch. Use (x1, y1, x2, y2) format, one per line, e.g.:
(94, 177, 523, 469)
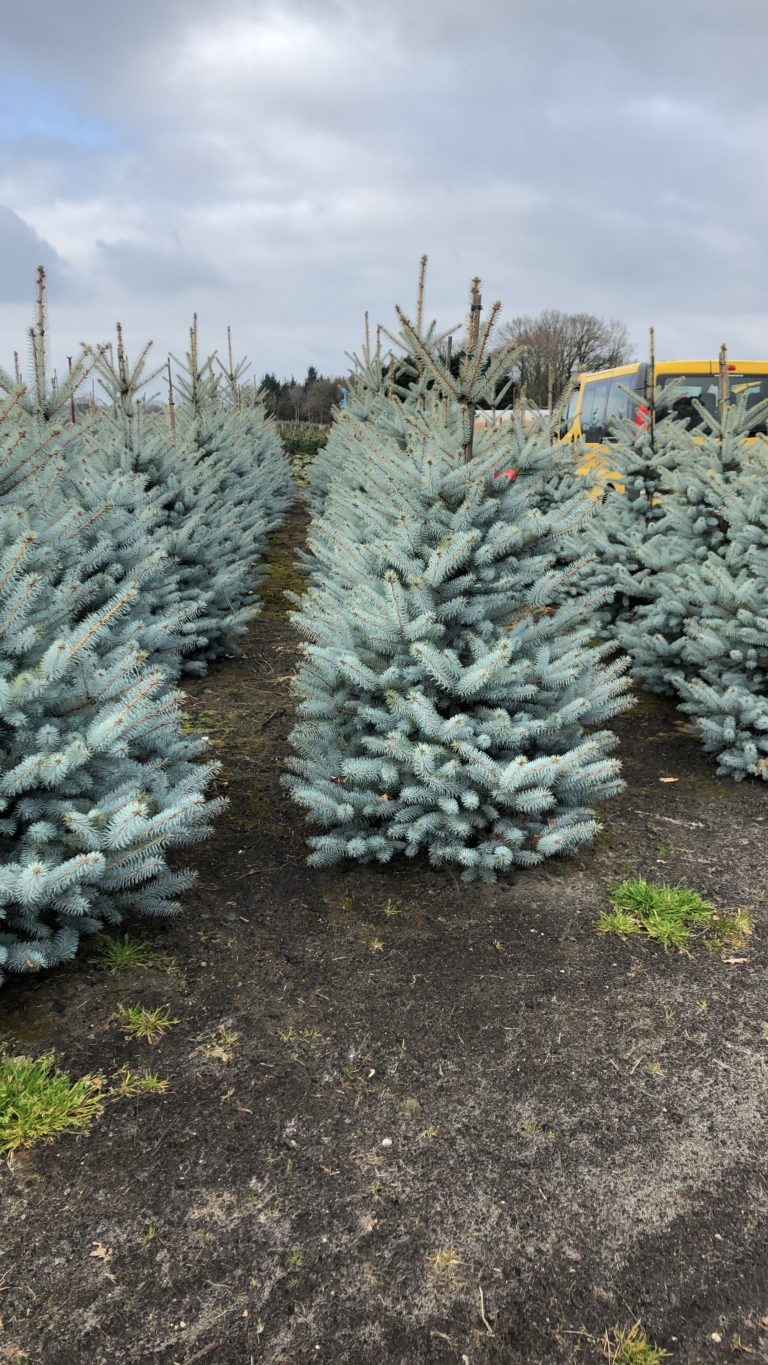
(0, 1049, 104, 1155)
(91, 933, 171, 975)
(598, 877, 752, 953)
(602, 1322, 671, 1363)
(0, 1050, 170, 1156)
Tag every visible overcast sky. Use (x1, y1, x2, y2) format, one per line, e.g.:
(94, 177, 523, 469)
(1, 0, 767, 385)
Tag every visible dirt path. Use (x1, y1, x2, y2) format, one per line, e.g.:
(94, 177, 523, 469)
(1, 501, 767, 1364)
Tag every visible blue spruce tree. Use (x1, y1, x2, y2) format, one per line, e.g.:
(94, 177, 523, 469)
(287, 283, 630, 879)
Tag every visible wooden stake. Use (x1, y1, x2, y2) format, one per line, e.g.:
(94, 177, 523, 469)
(416, 254, 428, 333)
(190, 314, 200, 416)
(718, 341, 729, 424)
(190, 313, 199, 402)
(463, 278, 482, 462)
(387, 351, 396, 399)
(35, 265, 45, 340)
(35, 265, 46, 416)
(116, 322, 129, 392)
(67, 355, 76, 424)
(167, 359, 176, 440)
(468, 276, 482, 352)
(648, 325, 656, 449)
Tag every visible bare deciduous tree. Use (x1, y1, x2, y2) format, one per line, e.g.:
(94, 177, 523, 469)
(284, 383, 305, 421)
(496, 310, 632, 408)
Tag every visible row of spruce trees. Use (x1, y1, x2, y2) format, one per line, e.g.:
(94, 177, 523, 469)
(0, 271, 291, 983)
(5, 266, 765, 977)
(575, 385, 768, 781)
(286, 279, 768, 881)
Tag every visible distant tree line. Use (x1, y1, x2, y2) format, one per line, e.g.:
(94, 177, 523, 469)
(229, 312, 633, 425)
(258, 367, 345, 425)
(54, 368, 344, 425)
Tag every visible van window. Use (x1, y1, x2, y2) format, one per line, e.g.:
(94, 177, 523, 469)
(656, 373, 718, 430)
(653, 370, 768, 434)
(604, 377, 639, 436)
(580, 378, 611, 442)
(563, 386, 580, 429)
(730, 375, 768, 434)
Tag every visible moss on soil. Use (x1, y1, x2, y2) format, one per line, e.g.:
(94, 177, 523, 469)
(258, 543, 306, 618)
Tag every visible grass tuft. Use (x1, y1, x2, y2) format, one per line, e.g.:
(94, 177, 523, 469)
(111, 1066, 169, 1098)
(597, 909, 642, 938)
(91, 933, 175, 976)
(193, 1024, 240, 1063)
(427, 1247, 461, 1274)
(91, 933, 155, 974)
(0, 1049, 104, 1155)
(710, 906, 753, 951)
(598, 878, 751, 953)
(117, 1003, 179, 1045)
(602, 1321, 671, 1363)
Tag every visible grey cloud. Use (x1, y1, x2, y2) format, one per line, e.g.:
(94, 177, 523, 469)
(96, 237, 223, 294)
(0, 205, 66, 302)
(1, 0, 768, 374)
(0, 132, 122, 202)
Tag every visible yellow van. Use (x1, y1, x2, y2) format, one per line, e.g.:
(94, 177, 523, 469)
(560, 360, 768, 486)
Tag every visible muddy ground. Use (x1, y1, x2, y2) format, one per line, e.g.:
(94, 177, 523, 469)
(1, 502, 767, 1365)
